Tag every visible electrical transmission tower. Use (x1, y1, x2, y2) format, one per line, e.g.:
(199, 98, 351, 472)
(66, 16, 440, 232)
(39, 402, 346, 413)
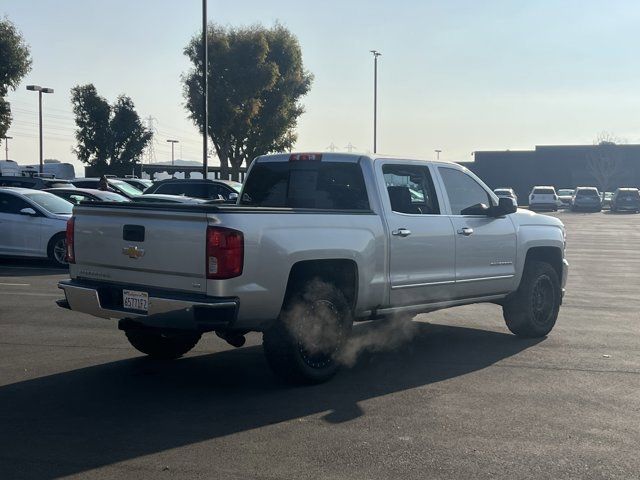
(144, 116, 158, 164)
(326, 142, 338, 152)
(345, 142, 357, 153)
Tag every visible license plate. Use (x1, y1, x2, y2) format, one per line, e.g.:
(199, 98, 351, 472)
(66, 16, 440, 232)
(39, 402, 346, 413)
(123, 289, 149, 312)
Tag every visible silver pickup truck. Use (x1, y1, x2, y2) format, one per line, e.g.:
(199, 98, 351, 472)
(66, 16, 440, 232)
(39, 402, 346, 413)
(58, 153, 568, 383)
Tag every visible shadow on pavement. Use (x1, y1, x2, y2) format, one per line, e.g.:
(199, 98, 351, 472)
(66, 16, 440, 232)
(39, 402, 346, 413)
(0, 322, 542, 479)
(0, 257, 67, 276)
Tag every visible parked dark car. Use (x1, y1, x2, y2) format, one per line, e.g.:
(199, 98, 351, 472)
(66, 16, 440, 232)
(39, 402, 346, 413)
(72, 178, 143, 199)
(143, 179, 241, 202)
(571, 187, 602, 212)
(0, 175, 74, 190)
(44, 188, 130, 204)
(610, 188, 640, 213)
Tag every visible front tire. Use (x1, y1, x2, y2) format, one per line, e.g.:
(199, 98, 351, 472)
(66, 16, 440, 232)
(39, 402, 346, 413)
(125, 328, 201, 359)
(503, 260, 561, 338)
(47, 233, 68, 267)
(263, 282, 352, 384)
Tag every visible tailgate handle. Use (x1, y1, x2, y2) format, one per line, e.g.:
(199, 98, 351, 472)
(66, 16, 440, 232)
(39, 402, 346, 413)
(123, 225, 145, 242)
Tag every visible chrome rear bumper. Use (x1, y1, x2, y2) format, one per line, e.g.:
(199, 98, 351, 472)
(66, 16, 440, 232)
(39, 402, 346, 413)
(58, 280, 238, 331)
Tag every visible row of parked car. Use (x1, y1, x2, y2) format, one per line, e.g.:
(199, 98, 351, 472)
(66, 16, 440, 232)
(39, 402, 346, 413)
(0, 175, 243, 267)
(494, 186, 640, 213)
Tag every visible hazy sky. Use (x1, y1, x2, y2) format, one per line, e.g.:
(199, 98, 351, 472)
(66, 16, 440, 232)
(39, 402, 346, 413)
(3, 0, 640, 173)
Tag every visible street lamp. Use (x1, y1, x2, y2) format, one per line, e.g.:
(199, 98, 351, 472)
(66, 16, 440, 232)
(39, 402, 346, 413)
(26, 85, 54, 174)
(166, 139, 179, 178)
(370, 50, 382, 153)
(435, 149, 442, 160)
(2, 136, 12, 161)
(202, 0, 209, 178)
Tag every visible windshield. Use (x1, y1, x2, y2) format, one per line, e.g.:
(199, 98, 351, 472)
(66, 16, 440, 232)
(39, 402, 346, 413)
(577, 189, 599, 197)
(110, 180, 142, 197)
(558, 189, 574, 196)
(100, 192, 130, 202)
(25, 192, 73, 215)
(533, 188, 555, 195)
(494, 189, 511, 195)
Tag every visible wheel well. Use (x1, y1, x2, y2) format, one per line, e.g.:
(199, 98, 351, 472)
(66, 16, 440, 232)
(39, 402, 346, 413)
(47, 232, 66, 256)
(284, 259, 358, 309)
(525, 246, 563, 280)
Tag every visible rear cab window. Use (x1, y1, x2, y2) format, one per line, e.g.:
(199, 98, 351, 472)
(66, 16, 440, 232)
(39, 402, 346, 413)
(240, 160, 370, 210)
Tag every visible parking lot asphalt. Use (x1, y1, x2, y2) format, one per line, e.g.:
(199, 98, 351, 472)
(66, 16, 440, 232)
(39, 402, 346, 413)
(1, 211, 639, 480)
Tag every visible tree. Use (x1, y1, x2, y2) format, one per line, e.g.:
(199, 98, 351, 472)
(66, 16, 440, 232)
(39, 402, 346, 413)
(586, 132, 625, 192)
(71, 84, 152, 174)
(0, 17, 32, 143)
(183, 23, 313, 180)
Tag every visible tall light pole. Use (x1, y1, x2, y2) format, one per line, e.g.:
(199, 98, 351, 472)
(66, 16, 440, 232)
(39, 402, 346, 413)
(370, 50, 382, 153)
(166, 139, 179, 164)
(435, 149, 442, 160)
(26, 85, 54, 174)
(2, 136, 11, 161)
(202, 0, 209, 179)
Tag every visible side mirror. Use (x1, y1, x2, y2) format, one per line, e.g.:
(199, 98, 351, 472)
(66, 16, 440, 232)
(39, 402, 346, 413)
(460, 203, 490, 216)
(228, 192, 239, 201)
(19, 207, 37, 216)
(492, 197, 517, 216)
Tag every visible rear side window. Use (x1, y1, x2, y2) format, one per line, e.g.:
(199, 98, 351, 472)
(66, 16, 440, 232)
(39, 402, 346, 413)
(382, 164, 440, 214)
(240, 162, 370, 210)
(0, 193, 32, 214)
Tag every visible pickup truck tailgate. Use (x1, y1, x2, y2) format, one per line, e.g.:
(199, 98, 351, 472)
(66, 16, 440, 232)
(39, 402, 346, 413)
(71, 206, 208, 293)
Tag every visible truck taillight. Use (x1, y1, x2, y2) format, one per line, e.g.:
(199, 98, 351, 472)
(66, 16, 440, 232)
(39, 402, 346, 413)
(206, 226, 243, 279)
(66, 217, 75, 264)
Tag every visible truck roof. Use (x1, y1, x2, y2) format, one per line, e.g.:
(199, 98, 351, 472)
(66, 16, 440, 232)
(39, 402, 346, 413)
(256, 152, 457, 167)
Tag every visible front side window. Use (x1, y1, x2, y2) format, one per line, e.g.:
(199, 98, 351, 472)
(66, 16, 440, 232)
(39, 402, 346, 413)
(382, 164, 440, 214)
(439, 167, 492, 215)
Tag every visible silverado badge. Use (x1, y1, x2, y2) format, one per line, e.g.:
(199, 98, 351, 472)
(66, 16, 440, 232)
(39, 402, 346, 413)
(122, 245, 145, 259)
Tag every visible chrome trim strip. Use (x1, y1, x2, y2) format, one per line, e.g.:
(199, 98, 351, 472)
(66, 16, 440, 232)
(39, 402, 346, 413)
(391, 280, 455, 290)
(456, 274, 514, 284)
(376, 293, 509, 316)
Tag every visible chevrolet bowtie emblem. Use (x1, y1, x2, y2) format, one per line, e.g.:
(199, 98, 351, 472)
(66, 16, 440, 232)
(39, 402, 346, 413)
(122, 245, 145, 259)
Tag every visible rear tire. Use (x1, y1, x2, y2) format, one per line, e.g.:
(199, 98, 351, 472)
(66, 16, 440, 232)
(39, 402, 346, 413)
(503, 260, 561, 338)
(263, 281, 352, 385)
(125, 328, 201, 359)
(47, 233, 67, 267)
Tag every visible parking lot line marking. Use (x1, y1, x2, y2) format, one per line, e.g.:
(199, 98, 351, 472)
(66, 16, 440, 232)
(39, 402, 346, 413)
(0, 283, 30, 286)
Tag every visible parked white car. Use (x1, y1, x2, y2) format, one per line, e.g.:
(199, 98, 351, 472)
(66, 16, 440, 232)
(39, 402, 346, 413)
(0, 187, 73, 266)
(529, 186, 559, 211)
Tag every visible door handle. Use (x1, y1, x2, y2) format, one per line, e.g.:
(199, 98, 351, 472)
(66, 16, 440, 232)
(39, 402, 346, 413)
(457, 227, 474, 236)
(392, 228, 411, 237)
